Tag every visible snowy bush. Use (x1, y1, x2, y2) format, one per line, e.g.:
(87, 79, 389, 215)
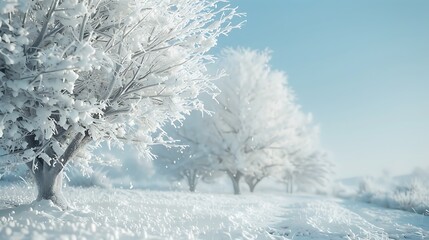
(357, 177, 384, 200)
(390, 180, 429, 215)
(354, 174, 429, 215)
(331, 182, 356, 199)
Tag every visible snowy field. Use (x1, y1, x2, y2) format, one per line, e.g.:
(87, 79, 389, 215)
(1, 183, 428, 240)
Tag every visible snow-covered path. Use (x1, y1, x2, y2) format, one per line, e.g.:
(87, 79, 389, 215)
(0, 184, 428, 239)
(271, 196, 429, 239)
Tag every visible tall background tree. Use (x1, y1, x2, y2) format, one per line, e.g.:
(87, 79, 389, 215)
(0, 0, 240, 208)
(198, 48, 309, 194)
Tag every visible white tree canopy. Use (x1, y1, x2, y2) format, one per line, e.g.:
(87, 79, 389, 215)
(181, 48, 332, 193)
(209, 48, 299, 179)
(0, 0, 241, 173)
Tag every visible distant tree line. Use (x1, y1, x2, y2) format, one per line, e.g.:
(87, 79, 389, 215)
(154, 49, 332, 194)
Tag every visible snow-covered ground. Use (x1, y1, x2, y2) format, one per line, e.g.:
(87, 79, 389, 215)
(1, 183, 428, 240)
(271, 197, 429, 239)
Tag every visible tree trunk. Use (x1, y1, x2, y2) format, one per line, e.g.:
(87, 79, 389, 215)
(32, 163, 68, 210)
(285, 176, 294, 194)
(185, 169, 199, 192)
(249, 183, 255, 193)
(227, 170, 242, 195)
(284, 174, 294, 194)
(26, 132, 91, 210)
(189, 183, 196, 192)
(245, 175, 263, 193)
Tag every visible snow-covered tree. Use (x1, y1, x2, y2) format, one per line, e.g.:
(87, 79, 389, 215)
(0, 0, 240, 208)
(207, 48, 302, 194)
(153, 112, 220, 192)
(153, 48, 331, 194)
(293, 150, 331, 192)
(278, 114, 332, 193)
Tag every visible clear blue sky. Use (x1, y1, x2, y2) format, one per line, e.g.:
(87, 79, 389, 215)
(214, 0, 429, 178)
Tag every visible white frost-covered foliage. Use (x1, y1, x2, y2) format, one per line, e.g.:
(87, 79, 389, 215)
(213, 49, 295, 174)
(0, 0, 239, 171)
(280, 114, 332, 193)
(0, 0, 240, 208)
(204, 48, 330, 193)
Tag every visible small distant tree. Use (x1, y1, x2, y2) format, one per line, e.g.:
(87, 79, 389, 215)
(0, 0, 239, 208)
(292, 150, 332, 192)
(278, 115, 332, 193)
(154, 112, 220, 192)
